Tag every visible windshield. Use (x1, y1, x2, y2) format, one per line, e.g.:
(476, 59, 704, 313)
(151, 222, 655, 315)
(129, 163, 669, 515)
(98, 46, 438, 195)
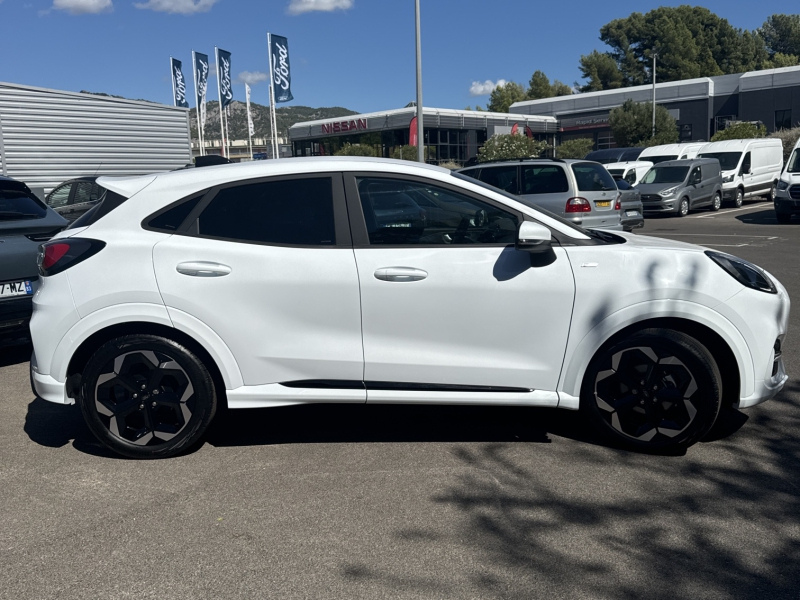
(785, 149, 800, 173)
(584, 150, 621, 164)
(643, 155, 678, 164)
(697, 152, 742, 171)
(641, 166, 689, 184)
(572, 162, 617, 191)
(0, 190, 47, 221)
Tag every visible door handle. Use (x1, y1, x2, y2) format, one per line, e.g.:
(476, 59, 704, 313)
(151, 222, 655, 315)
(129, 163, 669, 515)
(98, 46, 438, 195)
(176, 261, 232, 277)
(374, 267, 428, 282)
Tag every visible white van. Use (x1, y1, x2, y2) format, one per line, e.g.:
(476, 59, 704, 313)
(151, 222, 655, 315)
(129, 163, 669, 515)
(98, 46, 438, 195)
(697, 138, 784, 207)
(604, 161, 654, 185)
(774, 136, 800, 223)
(638, 143, 707, 164)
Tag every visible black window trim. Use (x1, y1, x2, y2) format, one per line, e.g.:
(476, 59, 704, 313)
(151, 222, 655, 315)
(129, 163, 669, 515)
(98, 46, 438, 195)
(142, 172, 352, 249)
(342, 171, 525, 249)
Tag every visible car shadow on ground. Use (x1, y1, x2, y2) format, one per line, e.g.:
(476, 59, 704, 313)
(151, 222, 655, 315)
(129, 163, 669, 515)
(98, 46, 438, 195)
(0, 341, 32, 368)
(736, 208, 786, 225)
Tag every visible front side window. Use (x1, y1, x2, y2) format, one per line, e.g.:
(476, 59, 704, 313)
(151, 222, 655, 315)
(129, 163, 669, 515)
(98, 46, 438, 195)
(47, 184, 72, 208)
(624, 170, 637, 184)
(690, 167, 702, 184)
(572, 162, 617, 192)
(787, 149, 800, 174)
(357, 177, 518, 246)
(741, 152, 752, 174)
(198, 177, 336, 246)
(476, 166, 519, 194)
(522, 165, 569, 194)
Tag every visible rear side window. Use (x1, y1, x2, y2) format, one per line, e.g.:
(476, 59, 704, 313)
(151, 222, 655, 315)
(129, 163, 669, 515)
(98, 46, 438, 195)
(571, 163, 617, 192)
(477, 166, 519, 194)
(0, 189, 47, 221)
(521, 165, 569, 194)
(47, 184, 72, 208)
(198, 177, 335, 246)
(147, 195, 203, 232)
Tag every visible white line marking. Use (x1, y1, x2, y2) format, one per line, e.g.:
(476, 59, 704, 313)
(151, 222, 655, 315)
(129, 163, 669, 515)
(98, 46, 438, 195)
(690, 204, 770, 218)
(640, 233, 776, 238)
(702, 243, 749, 247)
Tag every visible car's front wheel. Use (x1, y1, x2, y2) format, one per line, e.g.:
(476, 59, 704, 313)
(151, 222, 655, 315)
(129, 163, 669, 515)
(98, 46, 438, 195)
(79, 334, 218, 458)
(581, 328, 721, 451)
(710, 192, 722, 211)
(677, 198, 689, 217)
(733, 188, 744, 208)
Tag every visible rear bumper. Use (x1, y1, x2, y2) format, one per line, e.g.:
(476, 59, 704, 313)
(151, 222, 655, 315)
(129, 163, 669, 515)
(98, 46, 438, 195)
(0, 295, 33, 341)
(30, 352, 72, 405)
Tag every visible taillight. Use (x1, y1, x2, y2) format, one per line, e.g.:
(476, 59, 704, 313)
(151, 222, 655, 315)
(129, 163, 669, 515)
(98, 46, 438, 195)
(615, 193, 621, 211)
(565, 197, 591, 213)
(37, 238, 106, 277)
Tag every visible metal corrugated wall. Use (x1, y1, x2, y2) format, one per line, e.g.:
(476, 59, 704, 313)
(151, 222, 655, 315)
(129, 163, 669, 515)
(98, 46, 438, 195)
(0, 82, 191, 192)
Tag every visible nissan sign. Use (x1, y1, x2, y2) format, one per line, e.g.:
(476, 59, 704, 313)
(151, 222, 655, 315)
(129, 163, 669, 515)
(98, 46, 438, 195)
(321, 118, 368, 134)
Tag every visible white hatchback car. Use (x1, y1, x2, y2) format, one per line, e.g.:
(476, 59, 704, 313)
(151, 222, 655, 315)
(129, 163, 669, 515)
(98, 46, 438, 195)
(30, 157, 790, 458)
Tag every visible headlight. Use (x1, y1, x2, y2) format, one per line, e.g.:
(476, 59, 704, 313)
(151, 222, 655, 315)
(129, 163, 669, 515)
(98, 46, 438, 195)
(777, 180, 789, 191)
(659, 186, 679, 197)
(722, 174, 735, 183)
(705, 251, 777, 294)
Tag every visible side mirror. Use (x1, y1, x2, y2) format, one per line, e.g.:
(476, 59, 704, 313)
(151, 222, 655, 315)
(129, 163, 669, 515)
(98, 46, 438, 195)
(516, 221, 552, 253)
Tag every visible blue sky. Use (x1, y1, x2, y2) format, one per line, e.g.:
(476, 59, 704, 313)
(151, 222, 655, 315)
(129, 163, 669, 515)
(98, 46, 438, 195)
(1, 0, 798, 112)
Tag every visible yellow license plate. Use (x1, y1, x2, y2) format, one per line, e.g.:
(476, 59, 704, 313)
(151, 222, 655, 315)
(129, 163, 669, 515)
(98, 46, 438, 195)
(595, 201, 611, 207)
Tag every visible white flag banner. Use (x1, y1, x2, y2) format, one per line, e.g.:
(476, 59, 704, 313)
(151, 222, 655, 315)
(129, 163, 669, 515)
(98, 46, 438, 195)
(245, 83, 255, 137)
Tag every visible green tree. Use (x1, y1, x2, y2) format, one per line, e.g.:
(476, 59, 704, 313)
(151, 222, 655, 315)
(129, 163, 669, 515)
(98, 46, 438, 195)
(527, 70, 573, 100)
(769, 126, 800, 163)
(477, 134, 548, 163)
(711, 121, 767, 142)
(334, 143, 377, 157)
(486, 82, 527, 113)
(759, 14, 800, 57)
(554, 138, 594, 159)
(769, 52, 800, 68)
(391, 145, 418, 161)
(578, 51, 625, 92)
(609, 99, 678, 147)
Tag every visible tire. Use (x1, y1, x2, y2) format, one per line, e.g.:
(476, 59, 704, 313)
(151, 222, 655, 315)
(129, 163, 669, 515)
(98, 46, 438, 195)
(766, 184, 777, 202)
(677, 198, 689, 217)
(79, 334, 218, 459)
(581, 328, 722, 452)
(710, 192, 722, 212)
(776, 211, 792, 224)
(733, 188, 744, 208)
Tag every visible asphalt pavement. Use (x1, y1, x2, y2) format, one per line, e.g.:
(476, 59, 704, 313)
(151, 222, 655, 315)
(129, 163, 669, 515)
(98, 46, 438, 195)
(1, 201, 799, 600)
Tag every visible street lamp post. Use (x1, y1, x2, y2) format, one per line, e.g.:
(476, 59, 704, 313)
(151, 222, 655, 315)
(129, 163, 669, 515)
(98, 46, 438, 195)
(651, 52, 658, 138)
(415, 0, 424, 163)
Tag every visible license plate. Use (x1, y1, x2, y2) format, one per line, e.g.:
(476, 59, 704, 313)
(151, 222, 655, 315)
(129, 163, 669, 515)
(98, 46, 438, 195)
(595, 201, 611, 207)
(626, 210, 640, 217)
(0, 281, 33, 299)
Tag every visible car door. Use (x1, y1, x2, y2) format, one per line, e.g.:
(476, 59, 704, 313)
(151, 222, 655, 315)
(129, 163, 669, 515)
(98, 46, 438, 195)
(688, 166, 706, 207)
(741, 151, 756, 197)
(345, 173, 575, 399)
(151, 173, 365, 393)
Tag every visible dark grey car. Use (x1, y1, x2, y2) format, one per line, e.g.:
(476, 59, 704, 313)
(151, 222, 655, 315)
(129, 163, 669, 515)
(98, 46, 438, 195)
(637, 159, 723, 218)
(0, 176, 67, 342)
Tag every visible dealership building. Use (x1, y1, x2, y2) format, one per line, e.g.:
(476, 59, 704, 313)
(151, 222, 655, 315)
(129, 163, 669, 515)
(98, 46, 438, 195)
(288, 106, 557, 163)
(510, 65, 800, 149)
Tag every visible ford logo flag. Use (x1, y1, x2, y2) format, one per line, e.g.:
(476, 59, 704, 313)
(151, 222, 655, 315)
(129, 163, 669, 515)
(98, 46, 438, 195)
(170, 57, 189, 108)
(269, 34, 293, 104)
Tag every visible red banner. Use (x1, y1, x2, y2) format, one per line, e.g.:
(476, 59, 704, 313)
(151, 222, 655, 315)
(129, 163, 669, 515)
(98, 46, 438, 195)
(409, 116, 418, 147)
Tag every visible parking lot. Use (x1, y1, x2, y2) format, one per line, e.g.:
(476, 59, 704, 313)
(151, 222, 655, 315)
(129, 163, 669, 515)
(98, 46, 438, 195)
(1, 201, 798, 600)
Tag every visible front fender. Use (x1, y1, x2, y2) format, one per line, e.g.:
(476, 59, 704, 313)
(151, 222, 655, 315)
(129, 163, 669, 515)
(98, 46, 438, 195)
(557, 299, 753, 406)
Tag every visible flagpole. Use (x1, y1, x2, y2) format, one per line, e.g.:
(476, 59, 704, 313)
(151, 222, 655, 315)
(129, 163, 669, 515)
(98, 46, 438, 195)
(224, 106, 231, 160)
(191, 51, 204, 156)
(215, 46, 225, 158)
(246, 84, 254, 161)
(267, 33, 280, 160)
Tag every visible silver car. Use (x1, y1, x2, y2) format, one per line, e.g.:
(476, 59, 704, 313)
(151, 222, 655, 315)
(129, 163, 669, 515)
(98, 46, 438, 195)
(457, 159, 622, 230)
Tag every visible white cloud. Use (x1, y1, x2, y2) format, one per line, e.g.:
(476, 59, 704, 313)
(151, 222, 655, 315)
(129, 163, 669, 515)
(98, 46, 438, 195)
(134, 0, 218, 14)
(52, 0, 112, 14)
(469, 79, 506, 96)
(287, 0, 353, 15)
(237, 71, 269, 85)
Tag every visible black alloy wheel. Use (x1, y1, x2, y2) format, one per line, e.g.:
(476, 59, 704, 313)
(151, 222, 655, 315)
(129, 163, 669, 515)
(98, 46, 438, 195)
(677, 198, 689, 217)
(581, 328, 721, 451)
(710, 192, 722, 212)
(79, 335, 217, 458)
(733, 188, 744, 208)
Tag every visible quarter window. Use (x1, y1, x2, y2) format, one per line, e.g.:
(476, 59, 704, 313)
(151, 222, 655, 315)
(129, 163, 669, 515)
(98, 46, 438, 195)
(198, 177, 336, 246)
(356, 177, 518, 246)
(521, 165, 569, 194)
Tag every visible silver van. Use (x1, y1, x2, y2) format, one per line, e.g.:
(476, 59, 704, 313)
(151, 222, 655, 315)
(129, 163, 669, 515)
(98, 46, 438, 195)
(637, 158, 723, 217)
(457, 159, 622, 230)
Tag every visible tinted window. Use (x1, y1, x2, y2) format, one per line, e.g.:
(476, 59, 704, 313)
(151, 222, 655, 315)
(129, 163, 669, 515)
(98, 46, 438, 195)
(642, 167, 689, 184)
(521, 165, 569, 194)
(572, 162, 617, 191)
(73, 182, 94, 204)
(47, 184, 72, 208)
(477, 166, 518, 194)
(148, 195, 203, 232)
(0, 190, 47, 221)
(620, 148, 643, 161)
(690, 167, 702, 183)
(624, 170, 637, 184)
(787, 149, 800, 173)
(742, 152, 751, 173)
(357, 177, 518, 246)
(697, 152, 741, 171)
(198, 177, 335, 246)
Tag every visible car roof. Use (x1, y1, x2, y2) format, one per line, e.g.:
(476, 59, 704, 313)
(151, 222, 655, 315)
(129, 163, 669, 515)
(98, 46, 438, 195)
(653, 158, 719, 167)
(698, 138, 782, 152)
(0, 175, 32, 192)
(458, 158, 593, 170)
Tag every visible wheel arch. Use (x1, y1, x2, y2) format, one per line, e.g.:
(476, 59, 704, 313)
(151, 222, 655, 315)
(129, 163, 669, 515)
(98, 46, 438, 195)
(560, 310, 750, 409)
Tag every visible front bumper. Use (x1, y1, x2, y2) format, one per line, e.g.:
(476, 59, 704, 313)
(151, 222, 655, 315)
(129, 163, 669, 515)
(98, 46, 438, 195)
(642, 198, 677, 213)
(737, 357, 788, 409)
(774, 196, 800, 214)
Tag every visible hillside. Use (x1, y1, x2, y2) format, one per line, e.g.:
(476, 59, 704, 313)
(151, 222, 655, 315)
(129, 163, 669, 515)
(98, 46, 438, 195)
(191, 101, 358, 140)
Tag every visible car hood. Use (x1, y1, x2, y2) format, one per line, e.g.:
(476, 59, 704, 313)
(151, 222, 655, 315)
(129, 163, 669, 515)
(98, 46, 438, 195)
(635, 183, 685, 195)
(610, 231, 706, 252)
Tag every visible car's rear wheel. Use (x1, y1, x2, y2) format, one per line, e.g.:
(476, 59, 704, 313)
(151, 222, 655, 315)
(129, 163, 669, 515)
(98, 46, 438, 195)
(581, 328, 721, 451)
(710, 192, 722, 211)
(677, 198, 689, 217)
(79, 334, 217, 459)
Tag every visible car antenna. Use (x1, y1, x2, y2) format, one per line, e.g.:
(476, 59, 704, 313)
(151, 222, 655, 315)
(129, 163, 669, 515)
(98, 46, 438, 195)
(93, 162, 104, 177)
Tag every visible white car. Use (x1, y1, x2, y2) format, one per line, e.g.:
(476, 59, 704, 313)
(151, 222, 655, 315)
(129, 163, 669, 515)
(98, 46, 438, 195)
(29, 157, 790, 458)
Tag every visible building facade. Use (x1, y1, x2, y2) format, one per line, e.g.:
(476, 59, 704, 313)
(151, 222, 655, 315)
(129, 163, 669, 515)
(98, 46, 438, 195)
(510, 65, 800, 150)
